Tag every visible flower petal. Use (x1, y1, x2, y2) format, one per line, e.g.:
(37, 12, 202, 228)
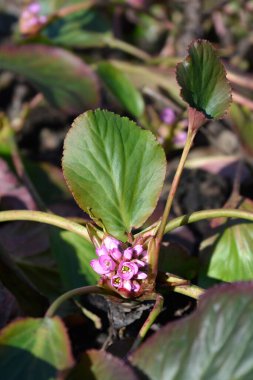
(123, 247, 133, 260)
(133, 244, 144, 256)
(136, 271, 147, 280)
(90, 259, 108, 275)
(118, 261, 136, 280)
(111, 248, 122, 260)
(132, 281, 141, 292)
(104, 236, 120, 251)
(96, 245, 108, 256)
(99, 255, 116, 272)
(122, 280, 132, 291)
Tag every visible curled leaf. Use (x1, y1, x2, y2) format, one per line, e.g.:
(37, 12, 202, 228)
(176, 40, 232, 119)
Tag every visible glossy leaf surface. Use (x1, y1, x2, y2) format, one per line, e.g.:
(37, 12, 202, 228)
(63, 110, 166, 240)
(176, 40, 231, 118)
(131, 282, 253, 380)
(97, 62, 144, 117)
(0, 317, 74, 380)
(0, 44, 99, 114)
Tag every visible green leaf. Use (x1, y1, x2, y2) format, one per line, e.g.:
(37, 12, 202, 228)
(0, 44, 99, 114)
(42, 7, 111, 49)
(111, 60, 184, 107)
(131, 282, 253, 380)
(68, 349, 138, 380)
(176, 39, 232, 118)
(63, 110, 166, 241)
(50, 229, 98, 290)
(200, 198, 253, 282)
(97, 62, 144, 117)
(0, 317, 74, 380)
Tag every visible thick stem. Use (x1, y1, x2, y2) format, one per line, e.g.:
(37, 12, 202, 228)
(165, 208, 253, 233)
(156, 129, 196, 243)
(172, 285, 204, 299)
(45, 285, 110, 318)
(129, 293, 164, 353)
(0, 210, 90, 240)
(149, 109, 207, 277)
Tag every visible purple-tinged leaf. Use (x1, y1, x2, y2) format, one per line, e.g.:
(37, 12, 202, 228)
(0, 44, 100, 114)
(68, 349, 137, 380)
(0, 158, 37, 210)
(131, 282, 253, 380)
(186, 152, 249, 181)
(0, 284, 20, 329)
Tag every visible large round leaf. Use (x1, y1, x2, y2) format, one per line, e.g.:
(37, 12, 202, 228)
(0, 44, 99, 114)
(176, 40, 232, 118)
(131, 282, 253, 380)
(97, 62, 144, 117)
(63, 110, 166, 241)
(0, 317, 74, 380)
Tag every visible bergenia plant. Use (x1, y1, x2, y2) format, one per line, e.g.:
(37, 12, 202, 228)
(2, 40, 253, 380)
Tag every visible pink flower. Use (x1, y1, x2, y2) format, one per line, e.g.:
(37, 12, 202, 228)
(118, 261, 138, 280)
(136, 271, 147, 280)
(28, 3, 41, 13)
(20, 1, 47, 35)
(111, 275, 122, 288)
(104, 236, 120, 251)
(90, 255, 115, 275)
(99, 255, 116, 272)
(89, 235, 148, 297)
(90, 259, 108, 275)
(110, 248, 122, 261)
(96, 245, 108, 256)
(133, 244, 144, 256)
(123, 247, 133, 260)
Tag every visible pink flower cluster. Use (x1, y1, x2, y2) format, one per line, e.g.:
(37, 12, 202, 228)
(20, 2, 47, 35)
(90, 236, 148, 295)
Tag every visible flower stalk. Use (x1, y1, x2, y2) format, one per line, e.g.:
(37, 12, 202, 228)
(149, 108, 207, 277)
(45, 285, 113, 318)
(129, 293, 164, 353)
